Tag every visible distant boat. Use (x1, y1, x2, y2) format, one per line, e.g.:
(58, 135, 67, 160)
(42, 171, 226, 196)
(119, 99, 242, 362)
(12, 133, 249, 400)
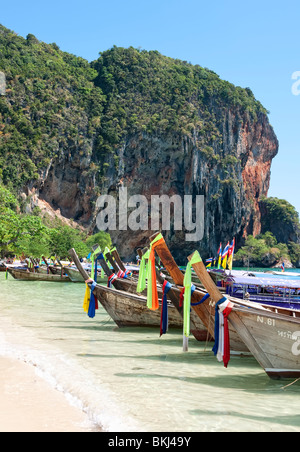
(7, 268, 71, 282)
(223, 274, 300, 310)
(65, 267, 107, 284)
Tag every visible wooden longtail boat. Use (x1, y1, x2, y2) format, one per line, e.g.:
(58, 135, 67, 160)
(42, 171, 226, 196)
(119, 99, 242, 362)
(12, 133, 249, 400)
(109, 246, 209, 340)
(65, 267, 108, 284)
(7, 268, 71, 282)
(68, 248, 184, 330)
(188, 251, 300, 379)
(0, 263, 7, 272)
(87, 284, 183, 329)
(148, 232, 248, 353)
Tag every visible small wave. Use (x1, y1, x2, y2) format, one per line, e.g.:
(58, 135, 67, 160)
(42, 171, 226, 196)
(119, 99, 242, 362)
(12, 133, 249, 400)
(0, 317, 143, 432)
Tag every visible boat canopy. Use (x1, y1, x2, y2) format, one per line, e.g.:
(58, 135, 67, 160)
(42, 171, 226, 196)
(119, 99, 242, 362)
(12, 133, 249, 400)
(226, 275, 300, 289)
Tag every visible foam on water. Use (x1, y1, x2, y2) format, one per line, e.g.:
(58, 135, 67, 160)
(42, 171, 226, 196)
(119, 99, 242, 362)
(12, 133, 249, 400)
(1, 273, 300, 432)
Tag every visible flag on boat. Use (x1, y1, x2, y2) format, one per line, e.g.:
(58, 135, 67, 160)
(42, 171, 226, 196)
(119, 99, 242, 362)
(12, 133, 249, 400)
(214, 243, 222, 266)
(221, 242, 230, 269)
(227, 239, 235, 271)
(217, 243, 222, 269)
(206, 257, 213, 268)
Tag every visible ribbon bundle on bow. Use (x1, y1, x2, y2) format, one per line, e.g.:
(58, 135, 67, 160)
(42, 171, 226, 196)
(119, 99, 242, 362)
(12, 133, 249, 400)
(212, 297, 234, 368)
(83, 247, 101, 318)
(107, 269, 131, 288)
(107, 272, 118, 287)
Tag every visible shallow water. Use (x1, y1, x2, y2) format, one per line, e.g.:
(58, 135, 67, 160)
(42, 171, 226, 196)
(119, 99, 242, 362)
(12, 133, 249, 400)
(0, 272, 300, 432)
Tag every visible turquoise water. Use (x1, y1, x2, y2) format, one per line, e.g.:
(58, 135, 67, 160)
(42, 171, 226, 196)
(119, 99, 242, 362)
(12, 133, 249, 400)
(0, 272, 300, 432)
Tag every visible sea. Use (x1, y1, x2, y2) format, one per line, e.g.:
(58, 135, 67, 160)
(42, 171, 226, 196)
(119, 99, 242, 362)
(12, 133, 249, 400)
(0, 269, 300, 432)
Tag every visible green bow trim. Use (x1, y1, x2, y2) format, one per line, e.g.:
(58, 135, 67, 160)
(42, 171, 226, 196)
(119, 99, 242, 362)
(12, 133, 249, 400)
(149, 233, 163, 247)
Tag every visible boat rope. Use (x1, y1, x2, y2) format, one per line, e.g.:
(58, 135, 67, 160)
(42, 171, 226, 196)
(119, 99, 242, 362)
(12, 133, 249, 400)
(280, 378, 300, 390)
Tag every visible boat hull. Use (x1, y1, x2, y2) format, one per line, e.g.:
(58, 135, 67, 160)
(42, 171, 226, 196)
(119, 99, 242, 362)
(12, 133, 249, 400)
(93, 284, 183, 329)
(228, 305, 300, 379)
(65, 267, 107, 284)
(7, 268, 71, 282)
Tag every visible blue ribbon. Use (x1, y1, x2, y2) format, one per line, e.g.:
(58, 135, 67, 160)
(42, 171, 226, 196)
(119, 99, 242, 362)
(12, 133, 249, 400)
(191, 292, 210, 306)
(160, 281, 172, 336)
(88, 257, 100, 318)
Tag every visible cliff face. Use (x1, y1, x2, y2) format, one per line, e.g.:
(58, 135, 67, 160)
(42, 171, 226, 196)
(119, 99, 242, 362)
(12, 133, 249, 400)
(36, 107, 278, 263)
(104, 111, 278, 262)
(0, 29, 279, 261)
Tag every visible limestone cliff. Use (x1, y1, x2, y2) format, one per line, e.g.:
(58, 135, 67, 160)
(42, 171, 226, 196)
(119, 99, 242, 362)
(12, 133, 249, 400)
(0, 28, 279, 262)
(103, 111, 278, 262)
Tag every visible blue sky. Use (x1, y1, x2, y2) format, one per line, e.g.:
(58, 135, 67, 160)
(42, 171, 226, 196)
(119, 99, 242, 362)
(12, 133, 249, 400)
(1, 0, 300, 215)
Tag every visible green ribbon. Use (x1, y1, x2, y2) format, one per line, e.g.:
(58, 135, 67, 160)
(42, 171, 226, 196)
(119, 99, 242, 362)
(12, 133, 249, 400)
(90, 246, 101, 280)
(136, 249, 150, 293)
(147, 234, 163, 309)
(183, 251, 202, 337)
(101, 247, 110, 278)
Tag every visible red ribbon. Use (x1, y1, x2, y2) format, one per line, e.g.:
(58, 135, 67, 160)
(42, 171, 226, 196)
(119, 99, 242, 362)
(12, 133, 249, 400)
(222, 304, 233, 368)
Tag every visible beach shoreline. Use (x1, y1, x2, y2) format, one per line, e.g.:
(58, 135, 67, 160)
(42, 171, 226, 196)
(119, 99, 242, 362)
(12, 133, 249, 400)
(0, 356, 99, 432)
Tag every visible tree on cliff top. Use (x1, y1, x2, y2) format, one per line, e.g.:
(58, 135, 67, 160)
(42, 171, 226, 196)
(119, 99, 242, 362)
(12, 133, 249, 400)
(260, 197, 300, 245)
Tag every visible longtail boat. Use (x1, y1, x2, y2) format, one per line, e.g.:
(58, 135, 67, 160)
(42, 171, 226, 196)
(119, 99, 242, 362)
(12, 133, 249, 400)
(6, 268, 71, 282)
(105, 245, 208, 340)
(65, 267, 108, 284)
(68, 247, 185, 330)
(85, 284, 183, 329)
(188, 250, 300, 379)
(148, 232, 248, 353)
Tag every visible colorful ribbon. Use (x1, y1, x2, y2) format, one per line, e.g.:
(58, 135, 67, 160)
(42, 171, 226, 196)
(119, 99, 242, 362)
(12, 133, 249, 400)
(83, 248, 101, 318)
(183, 251, 202, 337)
(212, 297, 233, 368)
(147, 234, 164, 311)
(160, 280, 172, 336)
(136, 249, 150, 293)
(88, 281, 98, 318)
(107, 273, 118, 287)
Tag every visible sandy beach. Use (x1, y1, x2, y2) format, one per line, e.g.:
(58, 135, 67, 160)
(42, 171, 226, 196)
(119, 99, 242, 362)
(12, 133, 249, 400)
(0, 356, 97, 432)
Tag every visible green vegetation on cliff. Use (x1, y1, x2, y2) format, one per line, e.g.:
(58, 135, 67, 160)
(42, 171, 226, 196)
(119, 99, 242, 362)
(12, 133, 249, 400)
(235, 231, 300, 268)
(0, 24, 298, 263)
(260, 197, 300, 244)
(234, 198, 300, 267)
(0, 24, 267, 192)
(0, 184, 110, 258)
(0, 24, 104, 191)
(92, 45, 267, 156)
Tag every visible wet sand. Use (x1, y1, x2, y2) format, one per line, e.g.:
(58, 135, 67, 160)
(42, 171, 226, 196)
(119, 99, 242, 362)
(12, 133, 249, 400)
(0, 357, 98, 432)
